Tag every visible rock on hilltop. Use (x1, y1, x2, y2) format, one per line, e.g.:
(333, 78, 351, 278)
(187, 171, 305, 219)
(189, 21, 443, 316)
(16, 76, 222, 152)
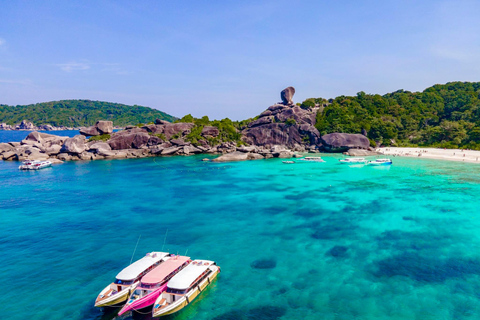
(242, 87, 321, 151)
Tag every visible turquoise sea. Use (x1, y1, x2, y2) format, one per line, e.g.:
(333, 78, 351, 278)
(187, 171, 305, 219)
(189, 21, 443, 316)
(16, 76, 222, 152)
(2, 131, 480, 320)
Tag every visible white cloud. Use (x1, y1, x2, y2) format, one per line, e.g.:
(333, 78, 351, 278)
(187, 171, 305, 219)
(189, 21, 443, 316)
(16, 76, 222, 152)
(57, 61, 90, 72)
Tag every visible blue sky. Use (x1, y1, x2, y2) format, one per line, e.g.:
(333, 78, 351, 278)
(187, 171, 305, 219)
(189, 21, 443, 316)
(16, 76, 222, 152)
(1, 0, 480, 120)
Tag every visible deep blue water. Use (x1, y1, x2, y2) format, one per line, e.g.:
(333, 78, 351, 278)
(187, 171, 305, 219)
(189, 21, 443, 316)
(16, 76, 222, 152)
(0, 130, 80, 142)
(2, 133, 480, 319)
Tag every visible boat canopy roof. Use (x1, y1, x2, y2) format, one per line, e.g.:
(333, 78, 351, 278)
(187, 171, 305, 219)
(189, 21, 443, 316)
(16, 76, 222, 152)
(167, 260, 214, 290)
(141, 255, 190, 285)
(116, 252, 169, 281)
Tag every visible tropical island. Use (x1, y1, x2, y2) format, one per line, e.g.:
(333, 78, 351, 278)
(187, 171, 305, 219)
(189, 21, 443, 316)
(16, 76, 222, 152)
(1, 81, 480, 163)
(0, 100, 177, 130)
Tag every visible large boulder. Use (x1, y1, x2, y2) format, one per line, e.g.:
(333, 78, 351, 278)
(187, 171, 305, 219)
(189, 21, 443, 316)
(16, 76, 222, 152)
(280, 87, 295, 105)
(24, 131, 65, 144)
(212, 151, 249, 162)
(44, 145, 62, 155)
(183, 145, 202, 154)
(0, 143, 14, 154)
(161, 146, 181, 155)
(79, 120, 113, 136)
(155, 119, 170, 125)
(163, 123, 195, 139)
(320, 133, 370, 152)
(79, 126, 100, 136)
(88, 142, 112, 155)
(61, 135, 87, 154)
(96, 121, 113, 134)
(108, 132, 150, 150)
(201, 126, 219, 137)
(38, 124, 55, 131)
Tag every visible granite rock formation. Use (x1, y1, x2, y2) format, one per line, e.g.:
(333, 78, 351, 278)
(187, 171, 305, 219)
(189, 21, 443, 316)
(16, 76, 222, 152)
(80, 120, 113, 136)
(320, 133, 370, 152)
(242, 100, 320, 150)
(281, 86, 295, 105)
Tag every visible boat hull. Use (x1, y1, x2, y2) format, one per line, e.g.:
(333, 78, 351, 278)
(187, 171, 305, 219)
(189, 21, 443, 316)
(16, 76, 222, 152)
(118, 284, 167, 315)
(94, 283, 137, 307)
(152, 267, 219, 317)
(368, 162, 392, 166)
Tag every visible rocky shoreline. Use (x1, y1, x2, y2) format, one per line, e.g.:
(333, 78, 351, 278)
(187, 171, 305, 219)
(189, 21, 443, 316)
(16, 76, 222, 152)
(0, 120, 78, 131)
(0, 87, 377, 163)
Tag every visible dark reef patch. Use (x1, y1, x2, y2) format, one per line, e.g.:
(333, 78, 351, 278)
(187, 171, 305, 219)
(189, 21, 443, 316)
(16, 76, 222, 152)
(284, 191, 314, 201)
(327, 245, 349, 258)
(375, 229, 453, 252)
(264, 205, 288, 215)
(373, 252, 480, 283)
(342, 199, 387, 215)
(293, 207, 338, 218)
(213, 306, 286, 320)
(251, 258, 277, 269)
(311, 222, 356, 240)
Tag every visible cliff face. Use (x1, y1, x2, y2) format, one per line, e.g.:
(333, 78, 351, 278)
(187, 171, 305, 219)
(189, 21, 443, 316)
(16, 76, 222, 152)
(242, 105, 321, 149)
(242, 95, 321, 150)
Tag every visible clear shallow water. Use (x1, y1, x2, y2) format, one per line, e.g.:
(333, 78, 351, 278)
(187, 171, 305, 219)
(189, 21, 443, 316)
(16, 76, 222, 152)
(2, 150, 480, 319)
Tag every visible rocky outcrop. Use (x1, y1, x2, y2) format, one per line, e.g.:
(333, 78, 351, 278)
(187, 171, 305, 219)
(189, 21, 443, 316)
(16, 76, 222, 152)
(212, 151, 250, 162)
(321, 133, 370, 152)
(0, 123, 14, 130)
(162, 123, 195, 139)
(0, 120, 76, 131)
(96, 121, 113, 134)
(108, 131, 150, 150)
(61, 135, 87, 154)
(79, 126, 100, 136)
(80, 120, 113, 136)
(18, 120, 35, 130)
(281, 87, 295, 105)
(242, 101, 320, 148)
(201, 126, 219, 137)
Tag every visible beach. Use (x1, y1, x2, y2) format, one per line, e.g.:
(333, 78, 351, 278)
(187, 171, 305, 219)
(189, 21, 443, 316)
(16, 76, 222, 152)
(377, 147, 480, 164)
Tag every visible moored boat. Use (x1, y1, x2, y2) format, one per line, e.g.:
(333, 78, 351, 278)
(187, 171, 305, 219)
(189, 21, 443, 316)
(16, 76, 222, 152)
(19, 160, 52, 170)
(339, 157, 367, 164)
(118, 255, 191, 316)
(297, 157, 325, 162)
(152, 260, 220, 317)
(282, 161, 295, 164)
(94, 252, 170, 308)
(367, 158, 392, 166)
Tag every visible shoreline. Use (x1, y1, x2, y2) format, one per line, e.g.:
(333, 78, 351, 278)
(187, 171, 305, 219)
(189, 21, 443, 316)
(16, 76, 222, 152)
(377, 147, 480, 164)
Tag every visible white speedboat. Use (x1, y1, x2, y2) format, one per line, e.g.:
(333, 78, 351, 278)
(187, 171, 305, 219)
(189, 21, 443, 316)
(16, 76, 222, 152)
(282, 161, 295, 164)
(95, 252, 170, 308)
(152, 260, 220, 317)
(339, 158, 367, 164)
(297, 157, 325, 162)
(19, 160, 52, 170)
(367, 159, 392, 166)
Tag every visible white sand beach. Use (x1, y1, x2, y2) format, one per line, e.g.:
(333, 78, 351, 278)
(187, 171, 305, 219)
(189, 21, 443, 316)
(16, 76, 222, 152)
(377, 147, 480, 164)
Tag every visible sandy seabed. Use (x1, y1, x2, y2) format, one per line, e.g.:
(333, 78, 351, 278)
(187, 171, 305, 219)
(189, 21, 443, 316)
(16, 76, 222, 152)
(377, 147, 480, 164)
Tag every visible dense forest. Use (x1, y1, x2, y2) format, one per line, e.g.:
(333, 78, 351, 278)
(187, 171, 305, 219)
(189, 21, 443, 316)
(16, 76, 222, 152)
(0, 100, 177, 127)
(306, 81, 480, 149)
